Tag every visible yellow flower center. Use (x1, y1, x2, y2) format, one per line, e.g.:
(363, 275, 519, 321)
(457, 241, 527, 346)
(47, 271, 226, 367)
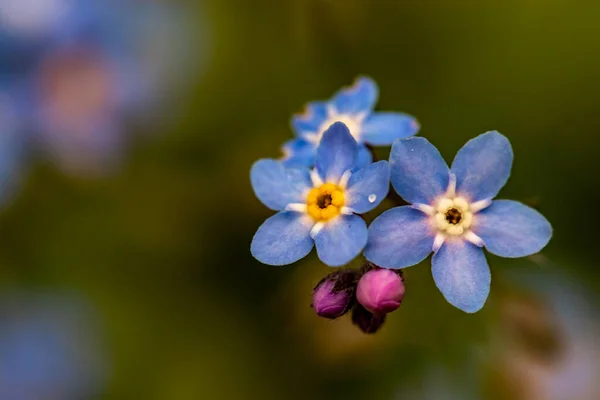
(307, 183, 345, 221)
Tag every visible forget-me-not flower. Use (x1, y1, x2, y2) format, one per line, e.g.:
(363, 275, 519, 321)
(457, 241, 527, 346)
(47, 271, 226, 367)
(251, 122, 390, 267)
(365, 132, 552, 313)
(282, 76, 420, 168)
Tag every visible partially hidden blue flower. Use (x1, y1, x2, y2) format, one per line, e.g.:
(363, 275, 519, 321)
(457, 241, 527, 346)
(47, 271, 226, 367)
(365, 131, 552, 313)
(281, 76, 420, 168)
(251, 122, 390, 267)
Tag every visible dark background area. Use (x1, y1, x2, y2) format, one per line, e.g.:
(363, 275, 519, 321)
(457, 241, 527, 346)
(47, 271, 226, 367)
(0, 0, 599, 399)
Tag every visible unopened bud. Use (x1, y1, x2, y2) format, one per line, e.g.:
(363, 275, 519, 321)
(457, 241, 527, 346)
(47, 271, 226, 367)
(356, 267, 404, 315)
(311, 270, 358, 319)
(351, 304, 386, 334)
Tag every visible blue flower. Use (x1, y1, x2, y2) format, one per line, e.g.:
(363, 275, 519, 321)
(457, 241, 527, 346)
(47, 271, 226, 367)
(365, 132, 552, 313)
(251, 122, 390, 267)
(281, 76, 420, 168)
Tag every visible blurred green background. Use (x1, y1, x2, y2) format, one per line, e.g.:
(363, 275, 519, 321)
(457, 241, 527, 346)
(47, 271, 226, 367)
(3, 0, 600, 399)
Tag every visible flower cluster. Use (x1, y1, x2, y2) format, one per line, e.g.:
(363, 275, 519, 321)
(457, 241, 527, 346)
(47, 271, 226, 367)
(311, 265, 404, 334)
(251, 77, 552, 319)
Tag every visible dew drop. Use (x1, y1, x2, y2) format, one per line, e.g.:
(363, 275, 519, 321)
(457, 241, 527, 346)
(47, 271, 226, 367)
(368, 194, 377, 203)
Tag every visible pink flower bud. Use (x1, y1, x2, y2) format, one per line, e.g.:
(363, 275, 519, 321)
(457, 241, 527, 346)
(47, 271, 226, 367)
(356, 268, 404, 315)
(311, 270, 357, 319)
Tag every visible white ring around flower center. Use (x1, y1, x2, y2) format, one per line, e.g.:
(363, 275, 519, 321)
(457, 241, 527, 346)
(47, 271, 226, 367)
(412, 174, 491, 252)
(433, 196, 473, 236)
(305, 105, 367, 144)
(317, 114, 363, 142)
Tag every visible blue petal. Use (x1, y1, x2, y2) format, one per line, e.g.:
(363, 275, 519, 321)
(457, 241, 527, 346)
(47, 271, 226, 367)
(345, 161, 390, 213)
(355, 145, 373, 170)
(291, 101, 328, 135)
(250, 159, 312, 211)
(389, 137, 449, 205)
(316, 122, 358, 183)
(251, 212, 314, 266)
(364, 206, 434, 268)
(361, 112, 420, 145)
(331, 76, 379, 115)
(314, 214, 368, 267)
(451, 131, 513, 202)
(473, 200, 552, 258)
(432, 240, 490, 313)
(281, 138, 316, 168)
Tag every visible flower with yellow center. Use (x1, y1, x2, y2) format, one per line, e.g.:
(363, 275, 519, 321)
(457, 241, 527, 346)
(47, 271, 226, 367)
(306, 183, 346, 222)
(284, 168, 355, 239)
(251, 122, 390, 267)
